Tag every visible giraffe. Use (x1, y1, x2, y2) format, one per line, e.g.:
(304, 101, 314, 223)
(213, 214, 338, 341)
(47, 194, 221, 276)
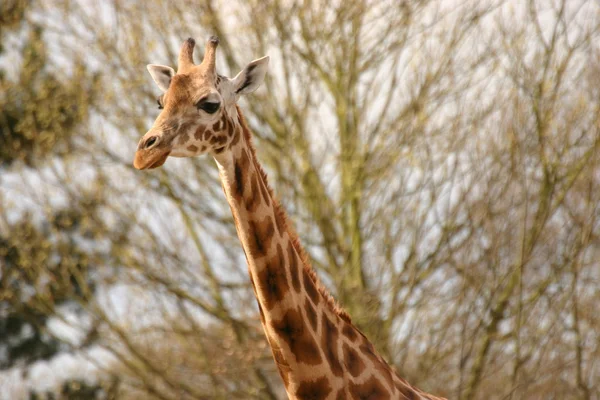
(133, 37, 446, 400)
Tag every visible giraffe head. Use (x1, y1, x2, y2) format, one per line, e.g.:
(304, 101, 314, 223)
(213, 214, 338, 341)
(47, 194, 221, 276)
(133, 36, 269, 170)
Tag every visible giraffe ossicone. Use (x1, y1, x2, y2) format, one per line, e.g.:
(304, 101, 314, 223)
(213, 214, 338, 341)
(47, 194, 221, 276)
(134, 36, 446, 400)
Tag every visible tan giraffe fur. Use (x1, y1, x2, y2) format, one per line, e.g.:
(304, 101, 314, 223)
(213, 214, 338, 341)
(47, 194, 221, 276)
(134, 37, 446, 400)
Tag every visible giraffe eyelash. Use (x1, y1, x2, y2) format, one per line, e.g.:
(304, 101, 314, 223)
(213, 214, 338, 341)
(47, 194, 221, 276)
(196, 100, 221, 114)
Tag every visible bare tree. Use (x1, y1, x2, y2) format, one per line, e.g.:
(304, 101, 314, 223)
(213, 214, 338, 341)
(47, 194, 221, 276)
(1, 0, 598, 399)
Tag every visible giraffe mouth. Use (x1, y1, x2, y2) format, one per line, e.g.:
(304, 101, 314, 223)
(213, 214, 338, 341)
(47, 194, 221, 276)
(133, 150, 171, 170)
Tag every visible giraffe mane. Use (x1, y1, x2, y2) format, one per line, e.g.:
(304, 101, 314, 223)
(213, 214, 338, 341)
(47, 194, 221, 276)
(236, 106, 352, 324)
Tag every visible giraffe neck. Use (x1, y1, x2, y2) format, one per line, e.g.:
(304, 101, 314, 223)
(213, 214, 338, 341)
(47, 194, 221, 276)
(213, 110, 443, 400)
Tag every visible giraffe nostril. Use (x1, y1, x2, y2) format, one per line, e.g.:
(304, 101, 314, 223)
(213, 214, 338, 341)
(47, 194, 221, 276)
(145, 136, 158, 149)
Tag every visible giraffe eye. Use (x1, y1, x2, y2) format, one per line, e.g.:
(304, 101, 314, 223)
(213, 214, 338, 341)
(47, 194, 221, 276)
(197, 101, 220, 114)
(157, 98, 164, 110)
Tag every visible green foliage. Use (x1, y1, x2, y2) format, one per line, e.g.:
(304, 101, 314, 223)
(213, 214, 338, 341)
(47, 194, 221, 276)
(28, 378, 119, 400)
(0, 198, 112, 369)
(0, 26, 99, 167)
(0, 1, 29, 47)
(0, 4, 108, 398)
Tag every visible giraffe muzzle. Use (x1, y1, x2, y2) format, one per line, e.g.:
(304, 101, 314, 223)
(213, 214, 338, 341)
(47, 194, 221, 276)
(133, 149, 171, 170)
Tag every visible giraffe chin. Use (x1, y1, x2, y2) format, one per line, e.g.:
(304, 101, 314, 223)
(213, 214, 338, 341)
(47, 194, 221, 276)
(133, 150, 171, 170)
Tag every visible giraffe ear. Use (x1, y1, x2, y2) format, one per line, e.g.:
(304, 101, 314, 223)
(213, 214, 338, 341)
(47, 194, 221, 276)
(231, 56, 269, 95)
(147, 64, 175, 92)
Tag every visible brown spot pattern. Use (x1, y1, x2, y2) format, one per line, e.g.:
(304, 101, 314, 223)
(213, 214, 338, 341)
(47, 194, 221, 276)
(349, 376, 390, 400)
(274, 206, 286, 235)
(227, 117, 235, 136)
(178, 132, 190, 145)
(194, 126, 205, 140)
(234, 150, 250, 198)
(239, 150, 250, 173)
(210, 135, 228, 145)
(234, 162, 244, 197)
(304, 270, 320, 305)
(256, 167, 271, 206)
(304, 297, 318, 332)
(295, 376, 332, 400)
(395, 380, 422, 400)
(187, 144, 198, 152)
(221, 115, 229, 133)
(256, 244, 289, 310)
(335, 389, 348, 400)
(321, 313, 343, 377)
(342, 342, 366, 377)
(288, 244, 301, 293)
(271, 307, 322, 366)
(244, 174, 261, 212)
(230, 128, 240, 147)
(360, 343, 394, 390)
(213, 108, 444, 400)
(342, 323, 359, 342)
(179, 121, 195, 135)
(247, 217, 274, 258)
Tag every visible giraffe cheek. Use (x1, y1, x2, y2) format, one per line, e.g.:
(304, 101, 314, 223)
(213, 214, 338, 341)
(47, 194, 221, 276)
(194, 125, 206, 141)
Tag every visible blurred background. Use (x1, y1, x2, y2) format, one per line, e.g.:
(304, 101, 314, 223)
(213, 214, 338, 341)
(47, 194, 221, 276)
(1, 0, 599, 399)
